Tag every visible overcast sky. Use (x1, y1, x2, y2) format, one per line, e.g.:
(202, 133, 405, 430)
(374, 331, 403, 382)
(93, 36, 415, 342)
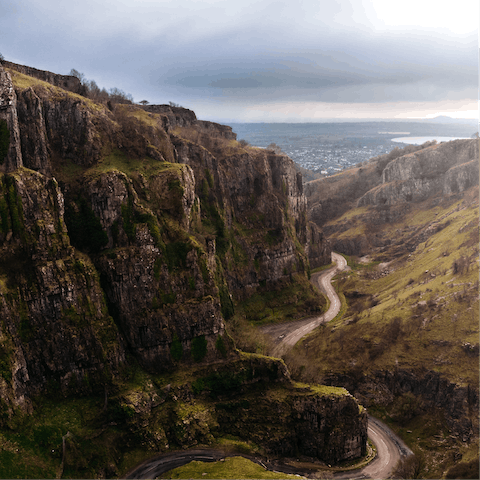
(2, 0, 478, 122)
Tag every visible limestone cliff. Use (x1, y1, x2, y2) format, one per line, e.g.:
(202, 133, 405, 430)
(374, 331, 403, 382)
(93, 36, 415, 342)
(306, 139, 478, 227)
(0, 62, 351, 474)
(357, 139, 479, 206)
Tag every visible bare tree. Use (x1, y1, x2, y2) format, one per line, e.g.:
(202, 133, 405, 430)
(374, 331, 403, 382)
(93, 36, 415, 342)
(69, 68, 85, 84)
(394, 454, 425, 480)
(267, 142, 283, 153)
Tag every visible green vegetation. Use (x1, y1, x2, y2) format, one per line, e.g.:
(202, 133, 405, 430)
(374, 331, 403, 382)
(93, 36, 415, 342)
(226, 273, 326, 355)
(286, 188, 479, 479)
(170, 333, 183, 361)
(191, 335, 208, 362)
(85, 150, 183, 180)
(0, 119, 10, 164)
(0, 396, 113, 479)
(121, 197, 136, 242)
(165, 241, 190, 271)
(293, 194, 479, 384)
(161, 456, 302, 479)
(64, 196, 108, 253)
(236, 273, 325, 325)
(215, 335, 227, 358)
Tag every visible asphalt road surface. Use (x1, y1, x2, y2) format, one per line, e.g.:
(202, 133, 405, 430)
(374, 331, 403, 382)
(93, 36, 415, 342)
(262, 251, 347, 357)
(126, 252, 413, 479)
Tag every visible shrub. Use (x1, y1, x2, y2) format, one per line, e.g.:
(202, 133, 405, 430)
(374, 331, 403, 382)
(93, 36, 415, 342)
(219, 285, 234, 320)
(215, 335, 227, 358)
(170, 333, 183, 361)
(65, 197, 108, 253)
(445, 459, 479, 479)
(452, 256, 469, 275)
(0, 120, 10, 165)
(191, 335, 207, 362)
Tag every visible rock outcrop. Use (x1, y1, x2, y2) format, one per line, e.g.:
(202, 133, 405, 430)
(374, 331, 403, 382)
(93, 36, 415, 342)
(0, 61, 354, 475)
(357, 139, 478, 206)
(0, 169, 125, 414)
(0, 68, 23, 171)
(3, 61, 85, 95)
(306, 139, 479, 228)
(324, 368, 478, 443)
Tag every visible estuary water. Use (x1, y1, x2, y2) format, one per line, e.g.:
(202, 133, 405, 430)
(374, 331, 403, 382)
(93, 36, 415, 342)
(391, 136, 471, 145)
(230, 121, 476, 175)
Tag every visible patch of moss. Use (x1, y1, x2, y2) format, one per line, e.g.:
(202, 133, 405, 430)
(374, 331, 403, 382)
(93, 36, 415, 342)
(4, 176, 25, 239)
(163, 455, 300, 479)
(191, 335, 208, 362)
(64, 197, 108, 253)
(0, 119, 10, 165)
(170, 333, 183, 361)
(0, 343, 12, 384)
(165, 241, 191, 272)
(215, 335, 227, 358)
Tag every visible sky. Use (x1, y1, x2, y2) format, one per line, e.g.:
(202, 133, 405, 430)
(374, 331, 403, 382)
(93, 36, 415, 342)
(1, 0, 478, 123)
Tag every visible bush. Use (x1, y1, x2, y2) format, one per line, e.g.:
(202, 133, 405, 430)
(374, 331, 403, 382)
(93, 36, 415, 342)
(215, 335, 227, 358)
(65, 197, 108, 253)
(0, 120, 10, 165)
(445, 459, 479, 479)
(191, 335, 207, 362)
(452, 256, 469, 275)
(170, 333, 183, 361)
(392, 453, 424, 479)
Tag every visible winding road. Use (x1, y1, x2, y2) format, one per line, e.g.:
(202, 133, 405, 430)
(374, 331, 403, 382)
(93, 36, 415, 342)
(126, 252, 413, 479)
(262, 251, 413, 479)
(262, 252, 347, 357)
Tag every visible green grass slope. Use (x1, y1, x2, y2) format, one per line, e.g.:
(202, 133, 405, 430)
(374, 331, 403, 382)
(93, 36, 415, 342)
(287, 187, 479, 478)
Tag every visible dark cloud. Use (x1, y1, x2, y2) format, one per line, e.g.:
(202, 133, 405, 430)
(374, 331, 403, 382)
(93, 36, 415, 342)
(1, 0, 477, 119)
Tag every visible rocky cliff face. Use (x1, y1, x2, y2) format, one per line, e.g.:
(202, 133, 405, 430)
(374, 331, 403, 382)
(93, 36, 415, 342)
(3, 61, 85, 95)
(0, 169, 125, 415)
(0, 68, 23, 171)
(324, 368, 478, 443)
(306, 139, 478, 228)
(358, 139, 479, 206)
(0, 62, 349, 472)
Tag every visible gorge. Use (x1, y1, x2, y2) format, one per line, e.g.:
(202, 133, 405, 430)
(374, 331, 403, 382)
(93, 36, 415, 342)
(0, 60, 477, 479)
(0, 61, 364, 478)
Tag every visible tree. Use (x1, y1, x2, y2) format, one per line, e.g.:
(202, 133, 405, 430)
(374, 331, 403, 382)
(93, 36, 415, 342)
(394, 454, 425, 480)
(267, 142, 283, 153)
(0, 52, 4, 63)
(139, 100, 149, 106)
(69, 68, 85, 84)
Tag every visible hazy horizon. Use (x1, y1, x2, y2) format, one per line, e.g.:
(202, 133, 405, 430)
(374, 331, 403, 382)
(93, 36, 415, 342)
(2, 0, 477, 123)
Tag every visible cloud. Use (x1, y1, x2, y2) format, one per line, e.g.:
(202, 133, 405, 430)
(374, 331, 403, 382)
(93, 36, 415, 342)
(1, 0, 477, 120)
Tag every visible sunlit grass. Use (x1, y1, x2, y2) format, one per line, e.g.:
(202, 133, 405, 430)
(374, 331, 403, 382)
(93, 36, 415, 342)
(160, 456, 303, 479)
(293, 190, 479, 385)
(84, 150, 185, 179)
(7, 68, 106, 113)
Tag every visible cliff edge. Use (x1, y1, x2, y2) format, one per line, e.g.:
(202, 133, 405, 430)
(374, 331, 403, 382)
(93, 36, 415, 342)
(0, 62, 359, 477)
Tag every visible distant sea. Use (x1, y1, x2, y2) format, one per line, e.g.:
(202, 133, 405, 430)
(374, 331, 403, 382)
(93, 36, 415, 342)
(230, 121, 477, 175)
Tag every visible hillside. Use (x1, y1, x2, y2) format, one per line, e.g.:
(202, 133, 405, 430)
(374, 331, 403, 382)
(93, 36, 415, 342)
(0, 62, 368, 478)
(301, 139, 479, 478)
